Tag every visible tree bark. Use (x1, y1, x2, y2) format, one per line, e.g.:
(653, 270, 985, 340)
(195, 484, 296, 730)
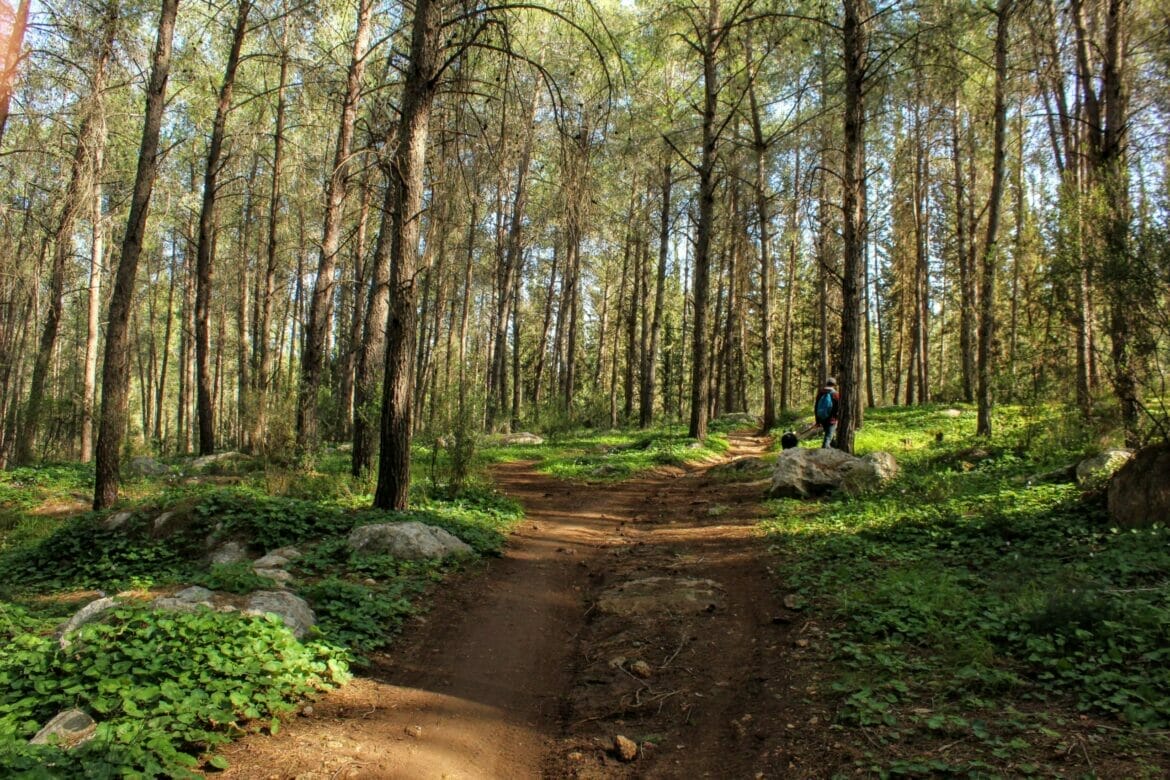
(298, 0, 373, 453)
(0, 0, 30, 146)
(94, 0, 178, 508)
(836, 0, 871, 453)
(641, 154, 671, 428)
(688, 0, 720, 440)
(195, 0, 251, 456)
(976, 0, 1012, 438)
(373, 0, 442, 510)
(253, 36, 289, 453)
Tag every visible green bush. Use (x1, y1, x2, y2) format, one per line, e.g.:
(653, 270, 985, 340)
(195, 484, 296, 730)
(0, 606, 349, 776)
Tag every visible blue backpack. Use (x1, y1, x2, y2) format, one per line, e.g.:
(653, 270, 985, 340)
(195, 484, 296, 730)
(815, 390, 835, 423)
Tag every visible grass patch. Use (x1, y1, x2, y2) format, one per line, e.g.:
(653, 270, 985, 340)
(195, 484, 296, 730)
(763, 403, 1170, 773)
(0, 452, 523, 775)
(479, 417, 742, 482)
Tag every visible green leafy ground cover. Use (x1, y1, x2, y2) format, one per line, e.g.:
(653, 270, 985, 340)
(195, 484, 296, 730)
(763, 404, 1170, 775)
(0, 454, 522, 776)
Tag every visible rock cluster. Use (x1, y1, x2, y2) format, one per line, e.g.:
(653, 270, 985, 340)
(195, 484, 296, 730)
(767, 448, 898, 499)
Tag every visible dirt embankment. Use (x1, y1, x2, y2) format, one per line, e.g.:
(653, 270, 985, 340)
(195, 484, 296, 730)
(219, 433, 829, 779)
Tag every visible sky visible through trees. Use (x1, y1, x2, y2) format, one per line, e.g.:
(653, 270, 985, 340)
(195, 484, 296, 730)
(0, 0, 1167, 506)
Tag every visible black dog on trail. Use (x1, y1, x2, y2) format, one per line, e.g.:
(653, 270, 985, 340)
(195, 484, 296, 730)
(780, 431, 799, 450)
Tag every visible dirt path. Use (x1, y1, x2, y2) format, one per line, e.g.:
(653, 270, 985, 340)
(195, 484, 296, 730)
(219, 432, 818, 779)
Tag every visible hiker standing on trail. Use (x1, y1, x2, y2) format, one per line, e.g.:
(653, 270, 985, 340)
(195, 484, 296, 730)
(814, 378, 840, 449)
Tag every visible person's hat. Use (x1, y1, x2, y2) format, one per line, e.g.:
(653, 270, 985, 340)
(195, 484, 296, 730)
(825, 377, 837, 386)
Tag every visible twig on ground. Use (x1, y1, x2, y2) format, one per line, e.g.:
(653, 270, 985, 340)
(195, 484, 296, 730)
(1077, 735, 1094, 775)
(661, 636, 689, 669)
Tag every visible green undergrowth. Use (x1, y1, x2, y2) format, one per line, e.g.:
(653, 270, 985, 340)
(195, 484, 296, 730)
(0, 462, 522, 775)
(478, 415, 742, 481)
(763, 404, 1170, 774)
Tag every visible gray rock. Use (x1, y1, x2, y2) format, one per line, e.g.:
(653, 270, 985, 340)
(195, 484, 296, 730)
(174, 586, 213, 602)
(597, 577, 725, 616)
(1076, 449, 1134, 489)
(57, 597, 118, 649)
(347, 521, 474, 560)
(152, 511, 178, 534)
(495, 432, 544, 446)
(1108, 443, 1170, 529)
(941, 409, 964, 418)
(128, 457, 168, 476)
(252, 553, 291, 569)
(210, 541, 249, 565)
(30, 709, 96, 748)
(150, 597, 208, 613)
(191, 451, 243, 470)
(768, 448, 897, 499)
(151, 585, 216, 612)
(244, 590, 316, 639)
(253, 568, 294, 586)
(268, 546, 302, 561)
(101, 510, 133, 530)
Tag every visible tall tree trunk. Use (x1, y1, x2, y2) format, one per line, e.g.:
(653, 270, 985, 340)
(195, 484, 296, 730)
(373, 0, 442, 510)
(16, 8, 116, 464)
(339, 177, 372, 438)
(836, 0, 870, 453)
(81, 157, 105, 463)
(976, 0, 1012, 438)
(254, 36, 289, 453)
(154, 251, 176, 447)
(94, 0, 178, 508)
(953, 98, 976, 404)
(488, 80, 539, 429)
(195, 0, 251, 456)
(297, 0, 373, 453)
(641, 154, 671, 428)
(0, 0, 30, 146)
(746, 65, 776, 430)
(532, 243, 558, 410)
(688, 0, 719, 440)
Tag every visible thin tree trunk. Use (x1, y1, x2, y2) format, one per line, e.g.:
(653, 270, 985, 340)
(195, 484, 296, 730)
(254, 35, 289, 453)
(195, 0, 251, 456)
(373, 0, 442, 510)
(0, 0, 30, 146)
(977, 0, 1012, 437)
(298, 0, 372, 452)
(94, 0, 178, 508)
(688, 0, 719, 440)
(641, 155, 671, 428)
(81, 167, 105, 462)
(17, 9, 116, 464)
(837, 0, 871, 453)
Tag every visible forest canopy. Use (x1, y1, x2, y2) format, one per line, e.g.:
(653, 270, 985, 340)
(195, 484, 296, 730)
(0, 0, 1167, 506)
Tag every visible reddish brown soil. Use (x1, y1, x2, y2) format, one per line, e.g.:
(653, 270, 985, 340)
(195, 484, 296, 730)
(216, 432, 833, 778)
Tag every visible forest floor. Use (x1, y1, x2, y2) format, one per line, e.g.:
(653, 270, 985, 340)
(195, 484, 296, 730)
(216, 431, 833, 778)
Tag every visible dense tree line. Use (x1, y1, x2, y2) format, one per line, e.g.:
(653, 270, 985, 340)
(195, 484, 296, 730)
(0, 0, 1167, 507)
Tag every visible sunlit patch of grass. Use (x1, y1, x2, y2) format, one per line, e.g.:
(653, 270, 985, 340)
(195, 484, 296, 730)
(478, 423, 730, 482)
(762, 403, 1170, 772)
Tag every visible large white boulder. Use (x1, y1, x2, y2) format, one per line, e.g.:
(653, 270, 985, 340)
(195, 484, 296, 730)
(768, 448, 898, 499)
(1076, 449, 1133, 489)
(347, 521, 474, 560)
(244, 590, 316, 639)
